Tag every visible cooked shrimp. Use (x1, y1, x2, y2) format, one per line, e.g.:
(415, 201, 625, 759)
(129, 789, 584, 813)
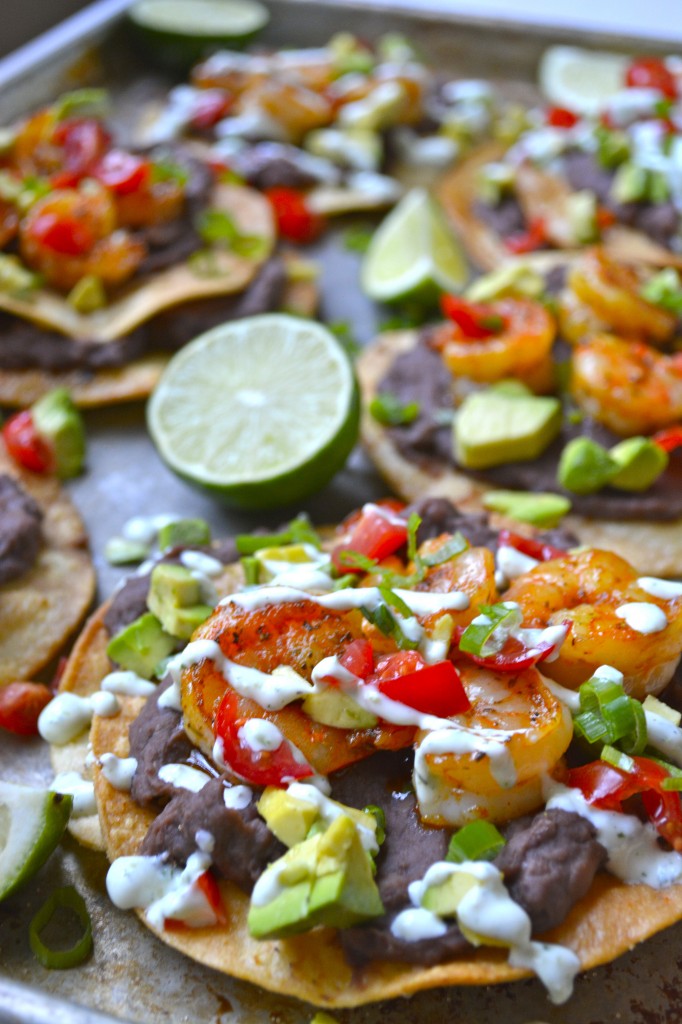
(415, 662, 572, 826)
(430, 297, 556, 391)
(239, 81, 333, 141)
(181, 598, 415, 775)
(20, 185, 145, 291)
(571, 333, 682, 435)
(115, 178, 185, 229)
(568, 248, 676, 344)
(556, 286, 608, 345)
(415, 541, 498, 632)
(504, 548, 682, 697)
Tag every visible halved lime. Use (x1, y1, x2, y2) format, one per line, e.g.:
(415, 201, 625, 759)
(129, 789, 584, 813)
(147, 314, 360, 509)
(0, 782, 72, 902)
(128, 0, 270, 70)
(538, 46, 629, 116)
(361, 188, 468, 306)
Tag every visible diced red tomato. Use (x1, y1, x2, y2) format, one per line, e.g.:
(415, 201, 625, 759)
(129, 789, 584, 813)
(264, 187, 325, 244)
(458, 633, 559, 673)
(652, 425, 682, 453)
(93, 149, 151, 195)
(568, 756, 682, 849)
(370, 652, 470, 717)
(546, 106, 579, 128)
(28, 212, 94, 255)
(190, 91, 233, 130)
(214, 688, 314, 788)
(497, 529, 567, 563)
(339, 638, 374, 680)
(165, 870, 226, 931)
(596, 205, 617, 231)
(625, 57, 677, 99)
(52, 117, 111, 176)
(505, 217, 547, 255)
(0, 682, 53, 736)
(440, 295, 506, 339)
(2, 410, 54, 474)
(331, 503, 408, 573)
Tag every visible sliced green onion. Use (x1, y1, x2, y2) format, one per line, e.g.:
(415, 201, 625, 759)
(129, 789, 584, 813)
(151, 160, 190, 187)
(157, 517, 211, 550)
(195, 209, 266, 260)
(378, 584, 413, 619)
(363, 804, 386, 845)
(640, 268, 682, 315)
(288, 514, 322, 550)
(335, 549, 379, 574)
(446, 819, 506, 863)
(369, 392, 421, 426)
(241, 556, 260, 586)
(643, 753, 682, 790)
(420, 532, 468, 568)
(360, 601, 419, 651)
(29, 886, 93, 969)
(600, 744, 636, 774)
(575, 675, 648, 755)
(236, 515, 320, 555)
(406, 512, 422, 564)
(332, 573, 359, 591)
(459, 602, 523, 658)
(344, 225, 373, 253)
(52, 88, 109, 121)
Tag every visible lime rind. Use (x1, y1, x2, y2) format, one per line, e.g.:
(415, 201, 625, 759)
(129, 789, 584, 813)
(538, 46, 629, 116)
(147, 314, 360, 509)
(361, 187, 468, 304)
(0, 783, 72, 902)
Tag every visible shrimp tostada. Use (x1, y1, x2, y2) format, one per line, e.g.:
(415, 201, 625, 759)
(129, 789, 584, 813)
(437, 53, 682, 272)
(0, 441, 94, 686)
(357, 245, 682, 578)
(45, 499, 682, 1007)
(0, 89, 319, 407)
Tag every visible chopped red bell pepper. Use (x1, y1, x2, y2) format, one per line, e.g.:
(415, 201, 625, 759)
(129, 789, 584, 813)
(93, 149, 151, 195)
(459, 633, 557, 673)
(164, 870, 227, 931)
(440, 294, 506, 339)
(370, 653, 470, 717)
(2, 410, 54, 474)
(214, 688, 313, 788)
(652, 425, 682, 454)
(264, 187, 325, 244)
(568, 755, 682, 849)
(625, 57, 678, 99)
(339, 638, 375, 680)
(546, 106, 579, 128)
(505, 217, 547, 255)
(0, 682, 53, 736)
(331, 503, 408, 573)
(497, 529, 567, 563)
(28, 212, 94, 255)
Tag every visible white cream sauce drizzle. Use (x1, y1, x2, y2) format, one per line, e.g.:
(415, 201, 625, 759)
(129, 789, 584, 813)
(106, 851, 219, 930)
(38, 690, 120, 746)
(51, 771, 96, 817)
(615, 602, 668, 634)
(101, 671, 157, 698)
(638, 577, 682, 601)
(158, 763, 210, 793)
(223, 785, 253, 810)
(100, 753, 138, 792)
(286, 782, 379, 854)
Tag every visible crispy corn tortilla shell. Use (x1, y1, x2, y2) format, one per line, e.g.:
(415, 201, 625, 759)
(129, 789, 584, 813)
(0, 445, 95, 687)
(0, 184, 274, 343)
(52, 561, 245, 848)
(357, 330, 682, 578)
(89, 685, 682, 1007)
(437, 145, 682, 272)
(0, 268, 318, 408)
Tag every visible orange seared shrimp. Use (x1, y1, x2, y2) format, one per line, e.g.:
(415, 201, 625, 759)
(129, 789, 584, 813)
(415, 662, 572, 826)
(571, 333, 682, 435)
(504, 548, 682, 697)
(568, 247, 676, 344)
(181, 599, 414, 776)
(20, 184, 145, 291)
(430, 297, 556, 392)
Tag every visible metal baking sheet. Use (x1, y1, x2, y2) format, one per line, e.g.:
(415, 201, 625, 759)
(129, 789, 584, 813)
(0, 2, 680, 1022)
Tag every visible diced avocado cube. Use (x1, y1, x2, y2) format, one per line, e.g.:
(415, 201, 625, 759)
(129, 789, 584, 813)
(157, 518, 211, 551)
(609, 437, 668, 492)
(31, 388, 85, 479)
(488, 379, 533, 397)
(106, 612, 175, 678)
(453, 392, 562, 470)
(566, 189, 598, 244)
(164, 603, 214, 639)
(482, 489, 571, 528)
(611, 162, 648, 204)
(421, 868, 479, 917)
(104, 537, 150, 565)
(302, 687, 378, 730)
(147, 563, 204, 638)
(557, 437, 618, 495)
(258, 788, 320, 847)
(67, 274, 106, 313)
(247, 816, 383, 939)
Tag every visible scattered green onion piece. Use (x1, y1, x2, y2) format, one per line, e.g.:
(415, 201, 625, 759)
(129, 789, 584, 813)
(643, 754, 682, 790)
(640, 268, 682, 316)
(363, 804, 386, 845)
(158, 518, 211, 550)
(459, 602, 523, 658)
(420, 532, 468, 568)
(236, 515, 320, 556)
(151, 160, 190, 187)
(360, 601, 419, 651)
(575, 676, 648, 755)
(288, 514, 322, 549)
(52, 88, 109, 121)
(369, 392, 420, 426)
(332, 572, 359, 591)
(378, 583, 413, 619)
(600, 744, 636, 774)
(29, 886, 93, 969)
(344, 225, 374, 253)
(241, 556, 260, 586)
(446, 819, 506, 863)
(197, 208, 240, 245)
(335, 549, 379, 574)
(405, 512, 422, 564)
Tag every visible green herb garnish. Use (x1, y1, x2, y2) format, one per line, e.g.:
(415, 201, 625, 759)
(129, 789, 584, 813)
(369, 392, 420, 426)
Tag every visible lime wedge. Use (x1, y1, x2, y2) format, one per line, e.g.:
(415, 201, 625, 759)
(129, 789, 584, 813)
(538, 46, 629, 116)
(361, 188, 468, 306)
(0, 782, 72, 902)
(147, 314, 360, 509)
(128, 0, 270, 69)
